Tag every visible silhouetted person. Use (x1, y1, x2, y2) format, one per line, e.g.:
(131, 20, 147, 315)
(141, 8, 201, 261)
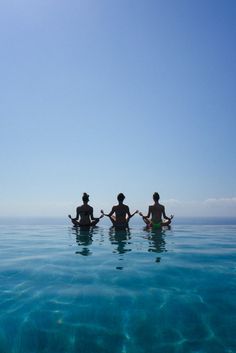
(139, 192, 173, 229)
(68, 193, 103, 227)
(101, 193, 138, 229)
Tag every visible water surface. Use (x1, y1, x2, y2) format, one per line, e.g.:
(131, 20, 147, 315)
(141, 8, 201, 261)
(0, 223, 236, 353)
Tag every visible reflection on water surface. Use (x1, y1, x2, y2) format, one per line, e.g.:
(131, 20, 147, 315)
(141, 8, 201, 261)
(0, 224, 236, 353)
(72, 225, 168, 264)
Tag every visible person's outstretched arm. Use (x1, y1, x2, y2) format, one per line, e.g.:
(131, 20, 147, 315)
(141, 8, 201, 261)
(91, 208, 104, 220)
(139, 206, 151, 219)
(162, 206, 174, 221)
(68, 207, 80, 222)
(127, 208, 139, 220)
(89, 208, 104, 223)
(74, 207, 80, 220)
(101, 207, 115, 217)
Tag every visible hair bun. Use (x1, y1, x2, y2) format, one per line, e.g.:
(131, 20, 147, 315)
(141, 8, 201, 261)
(82, 193, 89, 201)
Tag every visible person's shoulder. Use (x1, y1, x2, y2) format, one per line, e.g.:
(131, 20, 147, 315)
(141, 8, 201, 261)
(159, 203, 165, 209)
(112, 205, 117, 211)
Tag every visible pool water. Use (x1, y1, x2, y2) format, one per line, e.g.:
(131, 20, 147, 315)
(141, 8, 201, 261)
(0, 223, 236, 353)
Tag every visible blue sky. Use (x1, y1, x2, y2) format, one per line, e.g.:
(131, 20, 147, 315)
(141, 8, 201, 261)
(0, 0, 235, 217)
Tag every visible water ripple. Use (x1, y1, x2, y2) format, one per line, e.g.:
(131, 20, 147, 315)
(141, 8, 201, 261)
(0, 224, 236, 352)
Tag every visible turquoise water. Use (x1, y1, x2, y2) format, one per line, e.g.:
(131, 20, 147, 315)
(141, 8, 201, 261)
(0, 223, 236, 353)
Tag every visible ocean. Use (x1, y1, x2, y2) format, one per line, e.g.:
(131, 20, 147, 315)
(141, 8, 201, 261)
(0, 218, 235, 352)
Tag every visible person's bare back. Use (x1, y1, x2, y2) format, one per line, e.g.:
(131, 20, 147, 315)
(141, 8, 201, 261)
(140, 192, 173, 228)
(101, 193, 138, 228)
(76, 204, 93, 225)
(149, 203, 165, 223)
(68, 193, 103, 227)
(112, 204, 130, 224)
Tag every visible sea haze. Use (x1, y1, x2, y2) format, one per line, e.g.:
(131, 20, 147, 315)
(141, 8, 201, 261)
(0, 217, 236, 225)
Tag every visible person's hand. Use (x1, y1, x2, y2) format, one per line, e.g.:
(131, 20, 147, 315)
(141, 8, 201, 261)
(135, 210, 139, 214)
(139, 212, 143, 217)
(170, 215, 174, 219)
(100, 210, 104, 215)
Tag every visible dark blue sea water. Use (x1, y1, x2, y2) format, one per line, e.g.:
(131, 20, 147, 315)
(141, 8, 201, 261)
(0, 218, 236, 353)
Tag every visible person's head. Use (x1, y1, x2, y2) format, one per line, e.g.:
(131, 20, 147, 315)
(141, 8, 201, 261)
(82, 192, 89, 203)
(117, 193, 125, 203)
(153, 192, 160, 202)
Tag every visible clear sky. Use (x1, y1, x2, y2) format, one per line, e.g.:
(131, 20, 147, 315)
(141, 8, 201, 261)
(0, 0, 236, 217)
